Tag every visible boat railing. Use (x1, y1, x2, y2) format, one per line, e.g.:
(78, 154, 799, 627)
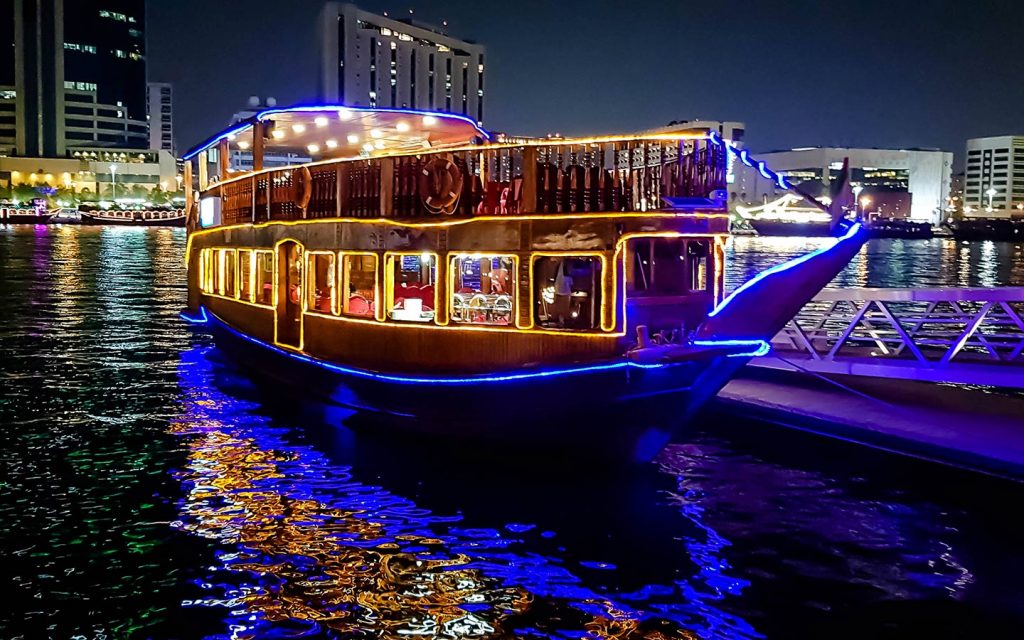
(209, 136, 727, 226)
(759, 287, 1024, 386)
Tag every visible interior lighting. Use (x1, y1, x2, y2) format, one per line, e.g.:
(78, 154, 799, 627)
(271, 129, 285, 140)
(325, 139, 338, 149)
(422, 115, 438, 126)
(307, 144, 320, 154)
(369, 128, 383, 139)
(396, 121, 410, 133)
(347, 134, 360, 144)
(314, 116, 329, 127)
(292, 123, 306, 134)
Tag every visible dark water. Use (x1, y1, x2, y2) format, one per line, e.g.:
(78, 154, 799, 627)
(1, 226, 1023, 640)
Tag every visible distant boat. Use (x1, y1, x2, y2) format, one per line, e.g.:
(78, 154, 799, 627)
(739, 194, 933, 239)
(947, 218, 1024, 242)
(0, 204, 56, 224)
(78, 206, 186, 227)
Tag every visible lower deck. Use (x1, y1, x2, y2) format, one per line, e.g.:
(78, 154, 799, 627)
(186, 214, 728, 373)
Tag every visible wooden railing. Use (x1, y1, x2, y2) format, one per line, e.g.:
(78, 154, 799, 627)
(215, 137, 726, 226)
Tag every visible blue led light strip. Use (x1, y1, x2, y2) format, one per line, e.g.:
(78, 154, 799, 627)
(707, 131, 792, 191)
(707, 222, 864, 319)
(185, 308, 767, 385)
(179, 307, 210, 324)
(182, 103, 491, 161)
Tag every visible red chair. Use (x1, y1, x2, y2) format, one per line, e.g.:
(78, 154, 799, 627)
(348, 295, 371, 317)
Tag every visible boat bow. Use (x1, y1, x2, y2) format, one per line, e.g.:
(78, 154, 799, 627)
(695, 222, 867, 342)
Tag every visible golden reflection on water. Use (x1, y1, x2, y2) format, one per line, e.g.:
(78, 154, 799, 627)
(169, 392, 694, 639)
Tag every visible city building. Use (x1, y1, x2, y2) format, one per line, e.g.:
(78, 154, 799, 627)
(740, 147, 953, 224)
(147, 82, 174, 153)
(1, 0, 147, 157)
(317, 3, 485, 123)
(963, 135, 1024, 219)
(0, 147, 178, 198)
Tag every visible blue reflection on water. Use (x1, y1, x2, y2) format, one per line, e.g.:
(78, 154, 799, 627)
(171, 345, 763, 639)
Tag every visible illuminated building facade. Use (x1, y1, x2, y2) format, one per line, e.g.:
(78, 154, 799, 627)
(147, 82, 174, 153)
(317, 3, 486, 123)
(743, 147, 953, 224)
(964, 135, 1024, 219)
(0, 0, 147, 158)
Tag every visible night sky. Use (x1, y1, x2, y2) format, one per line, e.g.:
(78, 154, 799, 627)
(149, 0, 1024, 161)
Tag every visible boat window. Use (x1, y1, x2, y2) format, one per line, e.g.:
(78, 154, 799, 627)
(216, 248, 235, 297)
(199, 249, 213, 294)
(533, 256, 602, 331)
(341, 254, 378, 318)
(450, 254, 516, 326)
(688, 240, 710, 292)
(254, 251, 274, 305)
(306, 252, 337, 314)
(238, 249, 253, 301)
(389, 253, 436, 322)
(629, 238, 688, 296)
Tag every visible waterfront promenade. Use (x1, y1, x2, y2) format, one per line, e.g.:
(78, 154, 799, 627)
(719, 285, 1024, 480)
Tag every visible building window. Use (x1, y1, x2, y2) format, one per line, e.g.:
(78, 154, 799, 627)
(255, 251, 274, 305)
(450, 254, 515, 326)
(387, 253, 436, 322)
(341, 254, 378, 318)
(533, 256, 602, 331)
(306, 252, 337, 314)
(629, 238, 688, 296)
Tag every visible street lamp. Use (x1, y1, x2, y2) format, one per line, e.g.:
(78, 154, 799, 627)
(986, 187, 997, 212)
(110, 164, 118, 200)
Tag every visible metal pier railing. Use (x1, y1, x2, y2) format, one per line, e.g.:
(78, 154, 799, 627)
(752, 287, 1024, 388)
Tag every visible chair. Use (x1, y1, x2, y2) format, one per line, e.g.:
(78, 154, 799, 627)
(348, 295, 371, 316)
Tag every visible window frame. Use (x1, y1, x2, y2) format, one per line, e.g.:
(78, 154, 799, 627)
(447, 253, 519, 328)
(216, 248, 236, 297)
(384, 251, 439, 324)
(529, 252, 609, 333)
(237, 249, 253, 301)
(304, 250, 339, 315)
(339, 251, 381, 321)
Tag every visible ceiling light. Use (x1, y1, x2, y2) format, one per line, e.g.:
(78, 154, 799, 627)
(396, 121, 410, 133)
(347, 134, 360, 144)
(292, 123, 306, 133)
(362, 143, 375, 153)
(271, 129, 285, 140)
(237, 141, 250, 150)
(373, 140, 385, 149)
(307, 144, 320, 153)
(337, 108, 353, 120)
(325, 139, 338, 149)
(314, 116, 329, 127)
(369, 128, 383, 139)
(422, 115, 438, 126)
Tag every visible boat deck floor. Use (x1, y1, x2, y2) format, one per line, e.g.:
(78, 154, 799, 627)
(715, 367, 1024, 481)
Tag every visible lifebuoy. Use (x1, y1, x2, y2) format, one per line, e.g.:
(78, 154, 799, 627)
(419, 157, 462, 215)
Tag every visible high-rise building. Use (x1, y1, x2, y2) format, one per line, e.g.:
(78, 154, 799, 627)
(964, 136, 1024, 219)
(317, 3, 485, 123)
(147, 82, 173, 153)
(0, 0, 147, 158)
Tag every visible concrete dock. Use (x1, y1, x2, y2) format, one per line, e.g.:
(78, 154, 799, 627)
(716, 368, 1024, 481)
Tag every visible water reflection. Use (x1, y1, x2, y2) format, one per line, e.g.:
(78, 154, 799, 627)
(726, 237, 1024, 291)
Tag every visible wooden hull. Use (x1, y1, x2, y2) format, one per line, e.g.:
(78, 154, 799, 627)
(79, 211, 186, 227)
(202, 310, 746, 462)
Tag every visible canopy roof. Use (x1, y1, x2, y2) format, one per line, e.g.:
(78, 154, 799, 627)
(182, 104, 491, 162)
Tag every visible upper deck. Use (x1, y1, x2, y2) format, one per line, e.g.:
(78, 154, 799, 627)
(182, 105, 731, 229)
